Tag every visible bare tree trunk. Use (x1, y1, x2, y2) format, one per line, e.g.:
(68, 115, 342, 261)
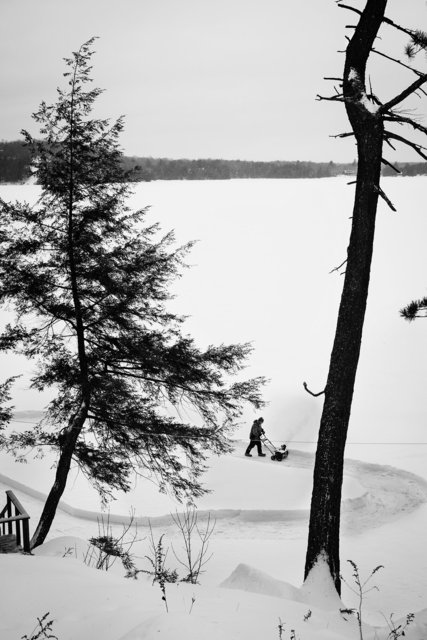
(304, 0, 387, 594)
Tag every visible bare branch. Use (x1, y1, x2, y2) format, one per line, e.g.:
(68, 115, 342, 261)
(384, 113, 427, 137)
(330, 257, 347, 273)
(381, 14, 417, 38)
(381, 157, 401, 174)
(380, 75, 427, 114)
(330, 132, 355, 139)
(337, 3, 362, 18)
(324, 77, 343, 82)
(316, 94, 345, 103)
(338, 3, 415, 38)
(384, 130, 427, 160)
(374, 185, 396, 211)
(303, 381, 325, 398)
(384, 137, 397, 151)
(372, 47, 425, 78)
(368, 75, 373, 99)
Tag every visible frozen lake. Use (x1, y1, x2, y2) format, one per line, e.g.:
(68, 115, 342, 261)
(1, 176, 426, 446)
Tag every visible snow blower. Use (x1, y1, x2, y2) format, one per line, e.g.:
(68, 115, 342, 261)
(260, 435, 289, 461)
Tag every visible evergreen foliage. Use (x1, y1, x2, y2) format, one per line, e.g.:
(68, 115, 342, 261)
(0, 377, 15, 433)
(0, 38, 264, 546)
(400, 297, 427, 320)
(405, 29, 427, 59)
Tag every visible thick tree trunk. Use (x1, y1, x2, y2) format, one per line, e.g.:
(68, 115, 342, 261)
(304, 0, 387, 595)
(30, 403, 88, 549)
(304, 124, 383, 593)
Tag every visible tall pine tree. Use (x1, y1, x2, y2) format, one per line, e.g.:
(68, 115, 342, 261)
(0, 39, 265, 548)
(304, 2, 427, 594)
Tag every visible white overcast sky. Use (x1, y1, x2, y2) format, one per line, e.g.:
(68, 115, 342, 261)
(1, 0, 427, 161)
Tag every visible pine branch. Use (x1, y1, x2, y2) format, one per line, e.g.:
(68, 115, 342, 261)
(117, 369, 263, 408)
(105, 366, 224, 396)
(406, 30, 427, 59)
(400, 297, 427, 321)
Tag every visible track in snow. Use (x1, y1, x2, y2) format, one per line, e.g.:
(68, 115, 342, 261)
(1, 447, 427, 540)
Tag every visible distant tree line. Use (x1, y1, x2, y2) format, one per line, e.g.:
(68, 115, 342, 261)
(381, 161, 427, 177)
(0, 140, 32, 182)
(121, 156, 355, 180)
(1, 139, 427, 182)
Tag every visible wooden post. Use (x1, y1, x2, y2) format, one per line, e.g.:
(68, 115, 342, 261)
(1, 490, 31, 552)
(15, 506, 21, 547)
(6, 495, 12, 535)
(22, 518, 30, 553)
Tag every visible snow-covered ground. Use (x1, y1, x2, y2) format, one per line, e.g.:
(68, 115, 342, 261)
(1, 443, 427, 640)
(1, 177, 427, 639)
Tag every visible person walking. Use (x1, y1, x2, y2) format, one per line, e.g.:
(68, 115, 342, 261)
(245, 417, 266, 457)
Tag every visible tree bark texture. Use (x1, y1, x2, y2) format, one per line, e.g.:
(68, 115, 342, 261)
(304, 0, 387, 594)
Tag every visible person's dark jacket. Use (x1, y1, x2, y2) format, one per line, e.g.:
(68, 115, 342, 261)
(249, 420, 264, 441)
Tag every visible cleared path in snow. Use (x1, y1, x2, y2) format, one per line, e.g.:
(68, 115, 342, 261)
(1, 444, 427, 540)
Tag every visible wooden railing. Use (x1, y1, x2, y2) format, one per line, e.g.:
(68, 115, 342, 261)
(0, 490, 31, 552)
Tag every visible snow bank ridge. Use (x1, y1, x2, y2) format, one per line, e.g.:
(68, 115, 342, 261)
(220, 563, 304, 601)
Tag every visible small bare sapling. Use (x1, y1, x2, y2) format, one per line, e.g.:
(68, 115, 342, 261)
(342, 559, 383, 640)
(171, 506, 216, 583)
